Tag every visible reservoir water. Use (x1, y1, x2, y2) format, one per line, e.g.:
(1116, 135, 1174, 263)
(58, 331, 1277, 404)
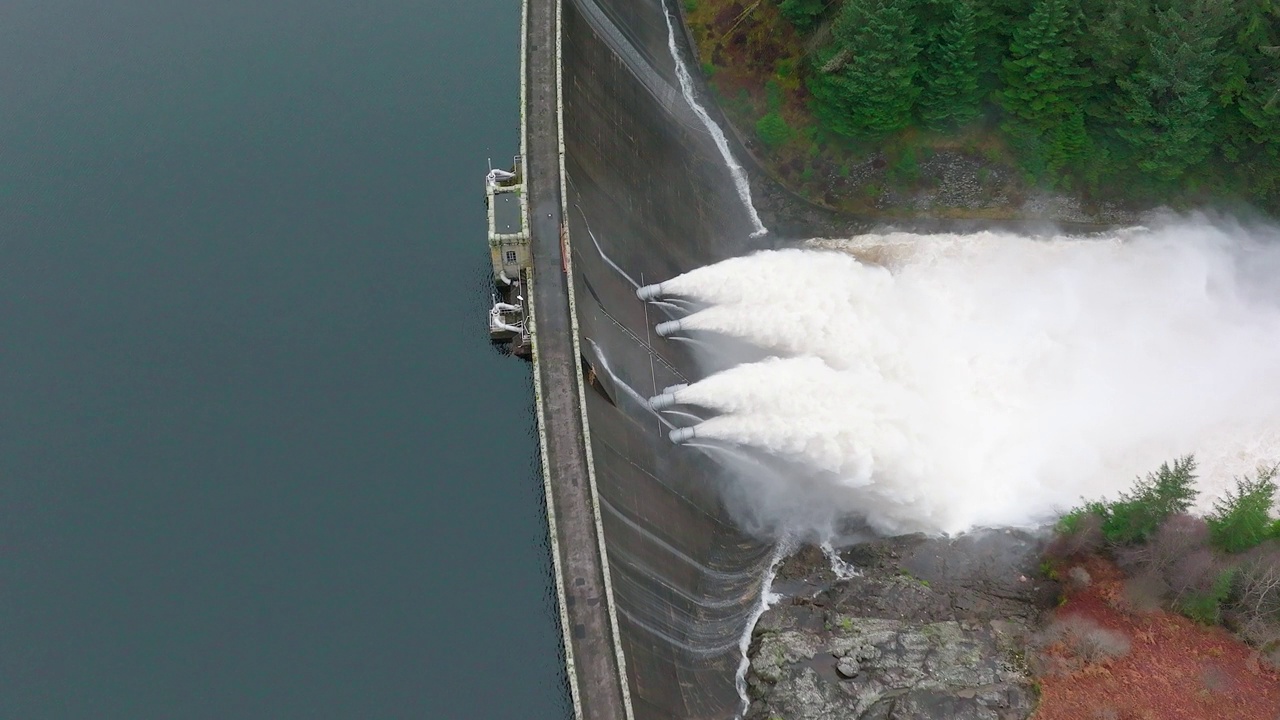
(0, 1, 567, 717)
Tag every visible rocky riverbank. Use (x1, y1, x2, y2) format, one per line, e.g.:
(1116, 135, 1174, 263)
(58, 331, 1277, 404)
(747, 530, 1059, 720)
(749, 145, 1145, 241)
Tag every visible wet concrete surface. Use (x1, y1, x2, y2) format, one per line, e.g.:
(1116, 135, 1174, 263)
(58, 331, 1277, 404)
(558, 0, 778, 716)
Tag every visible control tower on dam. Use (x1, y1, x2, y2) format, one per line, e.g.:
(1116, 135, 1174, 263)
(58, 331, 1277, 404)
(518, 0, 780, 717)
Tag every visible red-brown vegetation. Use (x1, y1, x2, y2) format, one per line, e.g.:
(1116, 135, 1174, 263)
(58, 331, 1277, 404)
(1032, 557, 1280, 720)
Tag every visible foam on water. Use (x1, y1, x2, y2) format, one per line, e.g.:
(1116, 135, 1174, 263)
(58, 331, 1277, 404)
(656, 217, 1280, 536)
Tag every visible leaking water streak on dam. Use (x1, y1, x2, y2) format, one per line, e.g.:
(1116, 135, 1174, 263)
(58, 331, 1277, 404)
(518, 0, 783, 717)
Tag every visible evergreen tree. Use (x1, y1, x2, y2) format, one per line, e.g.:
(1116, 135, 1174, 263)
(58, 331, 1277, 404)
(1266, 45, 1280, 113)
(998, 0, 1089, 177)
(918, 0, 983, 129)
(999, 0, 1087, 130)
(1078, 0, 1152, 127)
(757, 111, 795, 147)
(749, 0, 1280, 205)
(1114, 0, 1225, 180)
(1047, 107, 1089, 178)
(807, 0, 921, 137)
(777, 0, 828, 32)
(1208, 466, 1278, 553)
(1210, 2, 1280, 201)
(1226, 11, 1280, 148)
(1239, 47, 1280, 139)
(756, 80, 795, 147)
(974, 0, 1033, 85)
(1098, 456, 1199, 546)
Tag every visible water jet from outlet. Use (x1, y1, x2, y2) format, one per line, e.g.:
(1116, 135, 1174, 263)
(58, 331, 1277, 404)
(655, 216, 1280, 537)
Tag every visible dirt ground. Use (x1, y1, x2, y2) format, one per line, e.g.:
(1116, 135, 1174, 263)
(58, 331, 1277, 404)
(1034, 557, 1280, 720)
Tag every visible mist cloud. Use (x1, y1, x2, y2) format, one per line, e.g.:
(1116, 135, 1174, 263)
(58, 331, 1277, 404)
(650, 216, 1280, 538)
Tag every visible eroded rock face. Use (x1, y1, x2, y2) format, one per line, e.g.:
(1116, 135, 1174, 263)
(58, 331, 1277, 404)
(747, 530, 1057, 720)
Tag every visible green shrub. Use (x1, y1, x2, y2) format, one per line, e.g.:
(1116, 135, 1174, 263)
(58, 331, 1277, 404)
(1048, 507, 1105, 560)
(684, 0, 697, 11)
(1177, 568, 1235, 625)
(891, 146, 920, 184)
(756, 111, 795, 148)
(765, 79, 783, 108)
(1057, 506, 1097, 535)
(1208, 466, 1279, 553)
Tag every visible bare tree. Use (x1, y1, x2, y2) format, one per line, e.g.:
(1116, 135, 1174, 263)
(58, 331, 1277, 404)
(1233, 543, 1280, 634)
(1167, 549, 1222, 605)
(1030, 615, 1130, 675)
(1046, 512, 1105, 561)
(1122, 570, 1169, 613)
(1116, 514, 1209, 581)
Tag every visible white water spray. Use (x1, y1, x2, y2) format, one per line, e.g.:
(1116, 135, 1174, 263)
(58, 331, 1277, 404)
(662, 2, 767, 238)
(661, 408, 705, 424)
(657, 217, 1280, 536)
(821, 542, 861, 580)
(650, 300, 687, 315)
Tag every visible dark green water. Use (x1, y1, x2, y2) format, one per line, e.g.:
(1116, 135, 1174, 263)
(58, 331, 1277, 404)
(0, 1, 566, 717)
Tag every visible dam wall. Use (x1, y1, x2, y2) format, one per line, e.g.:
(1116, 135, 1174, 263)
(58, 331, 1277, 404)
(559, 0, 776, 716)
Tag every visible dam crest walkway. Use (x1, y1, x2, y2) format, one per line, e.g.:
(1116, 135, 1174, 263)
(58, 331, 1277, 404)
(524, 0, 631, 718)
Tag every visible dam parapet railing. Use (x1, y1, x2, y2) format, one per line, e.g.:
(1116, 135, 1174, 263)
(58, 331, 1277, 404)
(553, 0, 637, 715)
(508, 0, 586, 716)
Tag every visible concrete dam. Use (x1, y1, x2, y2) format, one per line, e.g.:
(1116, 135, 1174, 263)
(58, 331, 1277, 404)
(504, 0, 781, 717)
(495, 1, 1280, 717)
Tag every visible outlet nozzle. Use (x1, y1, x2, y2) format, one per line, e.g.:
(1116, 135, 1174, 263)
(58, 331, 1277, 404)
(669, 427, 697, 444)
(636, 284, 664, 301)
(655, 319, 683, 337)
